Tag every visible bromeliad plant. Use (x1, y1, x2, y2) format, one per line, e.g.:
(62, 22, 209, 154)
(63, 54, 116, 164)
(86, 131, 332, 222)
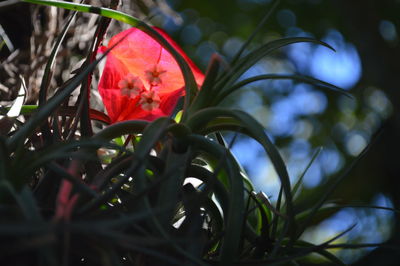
(0, 0, 369, 265)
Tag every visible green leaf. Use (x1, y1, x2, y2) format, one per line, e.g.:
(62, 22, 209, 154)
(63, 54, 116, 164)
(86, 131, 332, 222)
(18, 186, 44, 222)
(39, 9, 76, 106)
(215, 38, 335, 103)
(57, 106, 111, 124)
(90, 154, 135, 191)
(20, 105, 38, 114)
(186, 134, 244, 264)
(0, 180, 42, 221)
(201, 196, 224, 245)
(295, 203, 400, 226)
(187, 107, 296, 241)
(295, 138, 374, 239)
(80, 118, 173, 213)
(1, 105, 39, 117)
(247, 191, 274, 239)
(179, 183, 205, 260)
(155, 145, 189, 228)
(215, 74, 352, 105)
(93, 120, 148, 141)
(295, 203, 338, 227)
(292, 147, 322, 199)
(46, 162, 98, 198)
(17, 139, 122, 178)
(291, 240, 346, 265)
(264, 230, 351, 265)
(230, 0, 281, 65)
(134, 164, 207, 265)
(186, 165, 230, 219)
(187, 54, 222, 114)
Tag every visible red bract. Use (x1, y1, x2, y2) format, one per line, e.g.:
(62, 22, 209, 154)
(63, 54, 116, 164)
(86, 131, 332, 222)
(98, 27, 204, 122)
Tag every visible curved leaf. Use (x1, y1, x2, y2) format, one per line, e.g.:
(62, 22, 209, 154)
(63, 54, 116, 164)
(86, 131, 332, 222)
(230, 0, 281, 66)
(186, 134, 244, 264)
(186, 107, 296, 241)
(58, 106, 111, 124)
(292, 147, 322, 199)
(215, 74, 352, 105)
(93, 120, 148, 141)
(215, 37, 335, 102)
(80, 117, 172, 213)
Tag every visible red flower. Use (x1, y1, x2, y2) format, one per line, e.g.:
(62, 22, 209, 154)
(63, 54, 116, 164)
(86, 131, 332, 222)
(98, 27, 204, 122)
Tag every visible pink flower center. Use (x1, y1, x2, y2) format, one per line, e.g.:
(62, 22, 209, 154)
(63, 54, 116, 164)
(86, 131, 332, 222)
(119, 65, 166, 111)
(145, 65, 166, 86)
(139, 91, 161, 111)
(118, 73, 144, 98)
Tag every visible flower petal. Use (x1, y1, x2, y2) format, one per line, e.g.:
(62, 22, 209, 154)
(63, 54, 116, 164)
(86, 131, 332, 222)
(152, 27, 204, 86)
(98, 27, 204, 123)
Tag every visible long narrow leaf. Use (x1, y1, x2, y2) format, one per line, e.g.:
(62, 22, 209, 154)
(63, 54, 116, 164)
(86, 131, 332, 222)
(216, 74, 352, 105)
(187, 107, 296, 241)
(39, 9, 76, 106)
(295, 130, 379, 239)
(188, 54, 222, 114)
(155, 146, 189, 227)
(80, 118, 172, 213)
(292, 147, 322, 199)
(215, 38, 335, 103)
(230, 0, 281, 65)
(187, 134, 245, 264)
